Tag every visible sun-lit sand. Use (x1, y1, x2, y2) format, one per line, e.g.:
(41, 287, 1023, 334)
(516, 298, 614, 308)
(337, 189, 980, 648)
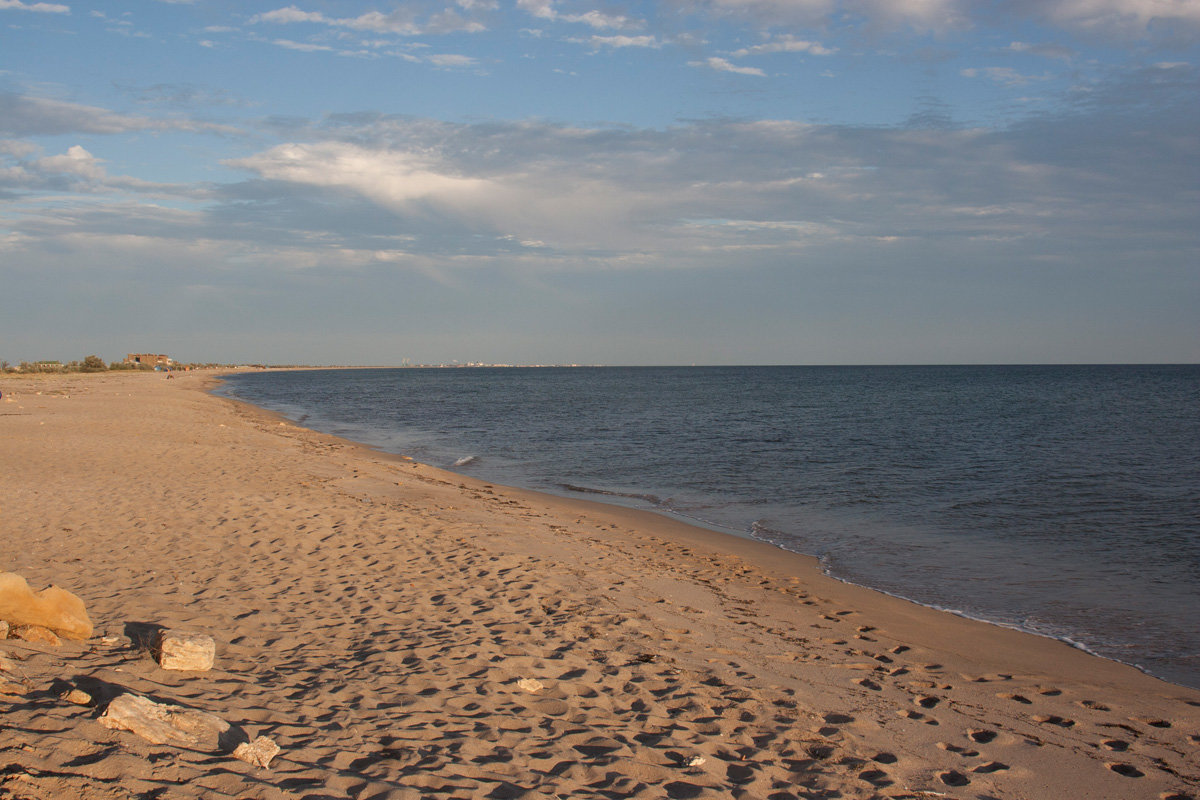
(1, 371, 1197, 799)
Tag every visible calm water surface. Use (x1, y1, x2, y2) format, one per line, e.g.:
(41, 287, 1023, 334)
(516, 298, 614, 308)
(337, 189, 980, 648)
(218, 365, 1200, 688)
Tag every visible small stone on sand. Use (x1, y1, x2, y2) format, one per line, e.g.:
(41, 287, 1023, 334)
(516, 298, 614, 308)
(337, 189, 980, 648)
(61, 687, 94, 706)
(11, 624, 61, 646)
(233, 736, 281, 768)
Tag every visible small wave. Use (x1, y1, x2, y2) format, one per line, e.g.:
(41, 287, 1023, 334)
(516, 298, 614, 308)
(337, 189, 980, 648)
(559, 483, 662, 506)
(453, 456, 479, 467)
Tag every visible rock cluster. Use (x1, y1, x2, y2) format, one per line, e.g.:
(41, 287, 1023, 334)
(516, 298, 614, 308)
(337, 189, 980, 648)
(0, 571, 280, 770)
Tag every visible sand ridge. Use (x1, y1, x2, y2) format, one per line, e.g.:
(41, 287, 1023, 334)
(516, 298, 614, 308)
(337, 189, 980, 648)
(1, 371, 1197, 799)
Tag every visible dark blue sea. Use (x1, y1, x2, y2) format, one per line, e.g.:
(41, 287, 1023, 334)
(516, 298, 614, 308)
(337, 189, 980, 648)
(217, 365, 1200, 689)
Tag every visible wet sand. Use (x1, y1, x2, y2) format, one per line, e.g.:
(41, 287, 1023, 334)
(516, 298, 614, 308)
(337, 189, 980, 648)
(1, 370, 1197, 799)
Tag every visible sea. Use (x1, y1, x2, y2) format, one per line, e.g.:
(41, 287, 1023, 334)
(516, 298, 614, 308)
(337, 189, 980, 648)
(216, 365, 1200, 689)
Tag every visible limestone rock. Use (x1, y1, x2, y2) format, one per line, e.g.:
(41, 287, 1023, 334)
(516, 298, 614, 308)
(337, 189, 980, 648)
(0, 573, 93, 640)
(100, 693, 232, 750)
(156, 630, 215, 671)
(11, 624, 61, 646)
(233, 736, 281, 768)
(0, 678, 28, 696)
(517, 678, 544, 694)
(0, 619, 8, 639)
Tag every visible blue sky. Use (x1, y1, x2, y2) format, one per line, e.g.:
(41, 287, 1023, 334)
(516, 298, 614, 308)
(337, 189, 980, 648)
(2, 0, 1197, 365)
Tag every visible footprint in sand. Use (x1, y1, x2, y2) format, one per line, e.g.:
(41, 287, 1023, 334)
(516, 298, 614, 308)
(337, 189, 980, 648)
(1034, 714, 1075, 728)
(968, 729, 997, 744)
(939, 770, 970, 787)
(858, 768, 892, 787)
(1136, 717, 1172, 729)
(1106, 762, 1145, 778)
(998, 692, 1033, 704)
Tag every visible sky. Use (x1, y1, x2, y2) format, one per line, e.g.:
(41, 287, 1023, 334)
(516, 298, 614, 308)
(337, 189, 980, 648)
(1, 0, 1198, 366)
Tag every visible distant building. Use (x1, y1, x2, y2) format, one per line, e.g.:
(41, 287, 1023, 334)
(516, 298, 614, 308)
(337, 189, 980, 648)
(125, 353, 173, 368)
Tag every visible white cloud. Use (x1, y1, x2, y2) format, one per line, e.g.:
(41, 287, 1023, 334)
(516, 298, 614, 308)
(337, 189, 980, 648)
(731, 35, 836, 57)
(0, 0, 69, 13)
(226, 142, 492, 208)
(253, 7, 326, 25)
(250, 4, 488, 36)
(426, 53, 478, 67)
(516, 0, 642, 29)
(690, 57, 767, 76)
(35, 144, 105, 179)
(271, 38, 335, 52)
(579, 34, 661, 48)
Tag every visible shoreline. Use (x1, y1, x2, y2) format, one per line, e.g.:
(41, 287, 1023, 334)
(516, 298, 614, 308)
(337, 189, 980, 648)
(213, 368, 1197, 693)
(2, 370, 1197, 799)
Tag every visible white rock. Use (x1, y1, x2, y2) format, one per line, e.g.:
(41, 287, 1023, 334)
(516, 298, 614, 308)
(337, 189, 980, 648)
(233, 736, 281, 768)
(157, 630, 215, 671)
(100, 693, 231, 750)
(517, 678, 544, 694)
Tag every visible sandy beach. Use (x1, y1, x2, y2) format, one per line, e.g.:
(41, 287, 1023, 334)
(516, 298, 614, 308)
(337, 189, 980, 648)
(1, 371, 1197, 800)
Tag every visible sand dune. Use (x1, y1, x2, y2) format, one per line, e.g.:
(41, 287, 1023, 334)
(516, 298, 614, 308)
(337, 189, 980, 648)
(1, 371, 1196, 799)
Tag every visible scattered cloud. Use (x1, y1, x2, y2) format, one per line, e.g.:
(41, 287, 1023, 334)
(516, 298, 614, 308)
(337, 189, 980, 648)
(574, 34, 662, 49)
(426, 53, 478, 67)
(1021, 0, 1200, 37)
(1008, 40, 1076, 60)
(961, 66, 1050, 86)
(114, 82, 249, 108)
(249, 4, 488, 36)
(690, 57, 767, 76)
(517, 0, 642, 29)
(0, 93, 239, 136)
(0, 143, 211, 197)
(669, 0, 1200, 40)
(731, 36, 836, 57)
(270, 38, 335, 52)
(0, 0, 69, 13)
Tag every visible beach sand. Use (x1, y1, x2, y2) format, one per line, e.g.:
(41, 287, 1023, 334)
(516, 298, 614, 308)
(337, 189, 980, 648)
(1, 370, 1196, 800)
